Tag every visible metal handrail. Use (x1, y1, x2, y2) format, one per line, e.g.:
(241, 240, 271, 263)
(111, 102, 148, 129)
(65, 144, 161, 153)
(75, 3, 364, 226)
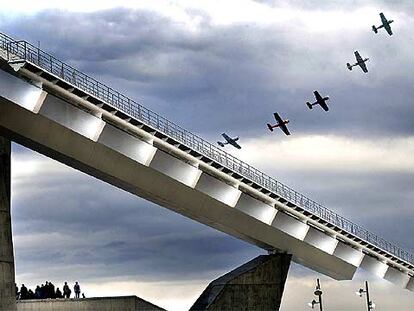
(1, 32, 412, 265)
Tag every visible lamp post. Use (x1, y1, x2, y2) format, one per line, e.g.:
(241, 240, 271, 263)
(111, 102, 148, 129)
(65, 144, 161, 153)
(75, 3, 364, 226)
(356, 281, 375, 310)
(308, 278, 323, 311)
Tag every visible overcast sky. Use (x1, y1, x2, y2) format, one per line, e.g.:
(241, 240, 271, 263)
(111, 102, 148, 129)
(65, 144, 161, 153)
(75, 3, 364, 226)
(1, 1, 414, 310)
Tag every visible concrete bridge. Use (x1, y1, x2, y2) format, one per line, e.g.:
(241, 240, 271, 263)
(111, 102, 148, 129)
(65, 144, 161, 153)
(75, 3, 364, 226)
(0, 32, 413, 310)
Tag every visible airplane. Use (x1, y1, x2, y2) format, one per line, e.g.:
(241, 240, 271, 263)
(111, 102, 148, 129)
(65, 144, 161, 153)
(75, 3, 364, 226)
(217, 133, 241, 149)
(347, 51, 369, 73)
(306, 91, 330, 112)
(267, 112, 291, 136)
(372, 12, 394, 36)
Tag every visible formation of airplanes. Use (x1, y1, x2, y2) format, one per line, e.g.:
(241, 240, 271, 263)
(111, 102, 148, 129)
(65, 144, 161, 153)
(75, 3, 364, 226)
(218, 12, 393, 149)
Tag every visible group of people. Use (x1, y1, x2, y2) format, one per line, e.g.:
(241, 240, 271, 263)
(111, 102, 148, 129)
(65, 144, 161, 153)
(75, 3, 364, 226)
(16, 281, 83, 300)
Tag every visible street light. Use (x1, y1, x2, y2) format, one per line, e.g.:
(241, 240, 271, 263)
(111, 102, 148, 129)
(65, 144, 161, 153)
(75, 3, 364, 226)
(356, 281, 375, 310)
(308, 278, 323, 311)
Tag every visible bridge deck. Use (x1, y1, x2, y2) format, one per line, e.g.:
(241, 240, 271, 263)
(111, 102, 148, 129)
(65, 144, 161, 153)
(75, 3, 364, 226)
(0, 32, 413, 291)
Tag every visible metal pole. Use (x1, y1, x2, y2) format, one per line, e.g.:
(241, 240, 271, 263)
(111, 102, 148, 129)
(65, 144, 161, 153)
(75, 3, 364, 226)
(317, 279, 323, 311)
(365, 281, 370, 311)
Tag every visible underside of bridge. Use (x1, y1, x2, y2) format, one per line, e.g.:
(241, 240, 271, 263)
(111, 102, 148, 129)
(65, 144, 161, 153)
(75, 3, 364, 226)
(0, 136, 16, 311)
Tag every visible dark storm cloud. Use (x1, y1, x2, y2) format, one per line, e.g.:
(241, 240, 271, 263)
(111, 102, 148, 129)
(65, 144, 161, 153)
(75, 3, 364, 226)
(12, 145, 260, 284)
(2, 4, 413, 307)
(2, 6, 414, 137)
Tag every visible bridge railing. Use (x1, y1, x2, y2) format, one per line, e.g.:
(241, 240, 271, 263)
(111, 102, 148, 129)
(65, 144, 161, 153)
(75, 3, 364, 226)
(1, 32, 412, 265)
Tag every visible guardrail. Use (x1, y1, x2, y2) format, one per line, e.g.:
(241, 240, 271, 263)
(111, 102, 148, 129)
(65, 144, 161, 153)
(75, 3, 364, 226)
(1, 32, 412, 265)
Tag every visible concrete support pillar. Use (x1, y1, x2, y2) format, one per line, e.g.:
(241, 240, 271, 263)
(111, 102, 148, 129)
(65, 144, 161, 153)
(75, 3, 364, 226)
(190, 253, 292, 311)
(0, 136, 16, 311)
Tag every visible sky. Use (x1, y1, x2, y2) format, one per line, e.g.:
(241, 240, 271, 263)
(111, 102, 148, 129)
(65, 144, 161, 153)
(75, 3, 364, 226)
(1, 0, 414, 310)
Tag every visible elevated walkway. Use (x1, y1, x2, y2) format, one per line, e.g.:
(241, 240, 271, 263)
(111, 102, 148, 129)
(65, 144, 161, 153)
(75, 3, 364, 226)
(0, 32, 412, 295)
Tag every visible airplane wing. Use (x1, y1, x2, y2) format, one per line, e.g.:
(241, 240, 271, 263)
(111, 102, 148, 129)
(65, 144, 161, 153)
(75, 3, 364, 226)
(380, 13, 387, 24)
(221, 133, 232, 143)
(379, 13, 393, 35)
(273, 112, 284, 124)
(384, 24, 393, 35)
(319, 101, 329, 112)
(229, 140, 241, 149)
(313, 91, 323, 102)
(279, 123, 291, 136)
(359, 62, 368, 73)
(354, 51, 363, 63)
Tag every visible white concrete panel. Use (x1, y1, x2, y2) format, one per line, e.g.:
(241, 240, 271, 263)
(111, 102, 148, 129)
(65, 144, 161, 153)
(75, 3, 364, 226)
(235, 193, 277, 225)
(333, 242, 364, 267)
(39, 94, 105, 141)
(360, 255, 389, 278)
(195, 173, 241, 207)
(384, 266, 411, 288)
(149, 149, 202, 188)
(271, 212, 309, 240)
(0, 69, 45, 112)
(406, 277, 414, 291)
(99, 124, 156, 166)
(304, 227, 338, 255)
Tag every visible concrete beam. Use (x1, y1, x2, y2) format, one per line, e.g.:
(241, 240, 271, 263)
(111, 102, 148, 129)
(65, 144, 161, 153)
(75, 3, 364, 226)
(360, 255, 388, 278)
(406, 277, 414, 292)
(0, 136, 16, 311)
(195, 173, 241, 207)
(149, 149, 201, 188)
(304, 227, 338, 255)
(234, 193, 277, 225)
(333, 241, 364, 267)
(39, 95, 105, 142)
(271, 212, 309, 240)
(384, 266, 411, 288)
(98, 124, 156, 166)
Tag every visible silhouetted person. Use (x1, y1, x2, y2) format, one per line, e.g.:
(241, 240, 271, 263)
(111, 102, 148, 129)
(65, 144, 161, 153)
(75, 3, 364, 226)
(63, 282, 71, 298)
(35, 285, 42, 299)
(28, 289, 35, 299)
(55, 287, 63, 299)
(49, 281, 55, 299)
(82, 293, 85, 298)
(44, 282, 49, 298)
(15, 283, 19, 300)
(20, 284, 28, 300)
(74, 282, 81, 299)
(40, 284, 45, 299)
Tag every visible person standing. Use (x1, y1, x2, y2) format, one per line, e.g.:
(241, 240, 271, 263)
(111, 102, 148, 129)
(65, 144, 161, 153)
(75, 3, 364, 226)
(63, 282, 71, 298)
(74, 282, 81, 299)
(20, 284, 28, 300)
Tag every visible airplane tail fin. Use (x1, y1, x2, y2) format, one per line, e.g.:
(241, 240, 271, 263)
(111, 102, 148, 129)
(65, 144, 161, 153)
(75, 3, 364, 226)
(372, 25, 378, 33)
(306, 102, 313, 110)
(346, 63, 352, 71)
(217, 142, 225, 147)
(266, 123, 274, 132)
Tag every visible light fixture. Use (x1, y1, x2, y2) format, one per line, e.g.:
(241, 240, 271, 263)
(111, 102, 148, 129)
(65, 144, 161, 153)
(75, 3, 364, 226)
(308, 299, 319, 309)
(308, 279, 323, 311)
(356, 281, 376, 311)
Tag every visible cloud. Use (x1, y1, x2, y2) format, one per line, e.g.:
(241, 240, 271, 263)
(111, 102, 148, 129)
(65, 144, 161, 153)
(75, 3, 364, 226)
(2, 4, 414, 137)
(238, 135, 414, 173)
(3, 1, 414, 309)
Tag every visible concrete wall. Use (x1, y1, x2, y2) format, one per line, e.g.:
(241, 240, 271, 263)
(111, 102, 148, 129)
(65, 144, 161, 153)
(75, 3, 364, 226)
(17, 296, 165, 311)
(0, 136, 16, 311)
(191, 254, 292, 311)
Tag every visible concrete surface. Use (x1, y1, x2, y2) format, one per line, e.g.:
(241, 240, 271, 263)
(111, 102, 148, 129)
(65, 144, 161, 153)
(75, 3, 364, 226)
(16, 296, 165, 311)
(0, 136, 16, 311)
(190, 254, 292, 311)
